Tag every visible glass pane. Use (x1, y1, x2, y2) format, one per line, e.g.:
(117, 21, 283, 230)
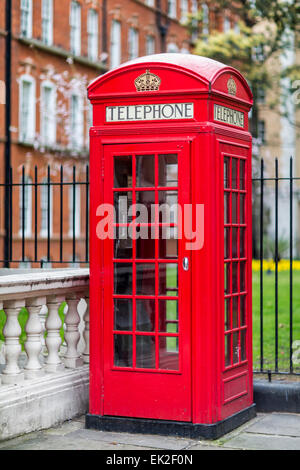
(224, 157, 230, 188)
(114, 334, 132, 367)
(232, 296, 238, 328)
(158, 154, 178, 187)
(241, 329, 246, 361)
(224, 227, 230, 259)
(159, 263, 178, 296)
(240, 228, 245, 258)
(232, 227, 238, 259)
(225, 334, 231, 367)
(136, 154, 155, 187)
(224, 192, 230, 224)
(159, 231, 178, 259)
(225, 298, 231, 331)
(232, 192, 238, 224)
(114, 238, 132, 259)
(240, 160, 245, 190)
(158, 191, 178, 224)
(159, 299, 178, 332)
(240, 295, 246, 326)
(232, 158, 238, 189)
(232, 332, 239, 364)
(159, 337, 179, 370)
(136, 263, 155, 295)
(114, 263, 132, 295)
(136, 335, 155, 368)
(240, 194, 245, 224)
(240, 261, 246, 292)
(232, 262, 238, 293)
(136, 299, 155, 331)
(136, 232, 156, 259)
(114, 156, 132, 188)
(136, 191, 155, 223)
(114, 192, 132, 224)
(224, 262, 230, 294)
(114, 299, 132, 331)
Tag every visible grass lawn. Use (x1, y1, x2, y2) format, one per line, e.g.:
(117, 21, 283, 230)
(252, 269, 300, 373)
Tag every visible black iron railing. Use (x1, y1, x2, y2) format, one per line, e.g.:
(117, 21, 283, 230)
(0, 160, 300, 376)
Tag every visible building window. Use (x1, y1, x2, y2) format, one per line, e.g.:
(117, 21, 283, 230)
(257, 87, 266, 104)
(87, 9, 98, 61)
(167, 42, 179, 53)
(70, 93, 84, 150)
(110, 20, 121, 68)
(168, 0, 177, 19)
(180, 0, 188, 23)
(128, 27, 139, 60)
(191, 0, 199, 42)
(145, 0, 155, 6)
(42, 0, 53, 45)
(146, 35, 155, 55)
(40, 81, 56, 146)
(19, 175, 32, 237)
(224, 17, 231, 32)
(70, 1, 81, 56)
(19, 75, 36, 143)
(202, 3, 209, 36)
(20, 0, 32, 38)
(69, 184, 81, 237)
(40, 178, 53, 237)
(258, 120, 266, 143)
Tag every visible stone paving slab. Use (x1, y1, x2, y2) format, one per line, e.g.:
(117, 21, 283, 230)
(244, 413, 300, 437)
(1, 413, 300, 451)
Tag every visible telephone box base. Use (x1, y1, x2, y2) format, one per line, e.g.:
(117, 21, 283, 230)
(86, 405, 256, 440)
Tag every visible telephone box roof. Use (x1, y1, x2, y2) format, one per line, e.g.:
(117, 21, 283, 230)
(88, 53, 253, 103)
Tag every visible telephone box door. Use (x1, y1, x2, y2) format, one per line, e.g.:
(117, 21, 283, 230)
(102, 140, 192, 422)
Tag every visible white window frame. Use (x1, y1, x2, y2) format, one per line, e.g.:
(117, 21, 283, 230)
(146, 35, 155, 55)
(40, 80, 56, 147)
(168, 0, 177, 19)
(40, 177, 53, 237)
(20, 0, 32, 38)
(224, 17, 231, 32)
(110, 20, 121, 68)
(167, 42, 179, 53)
(42, 0, 53, 45)
(202, 3, 209, 35)
(70, 92, 84, 150)
(191, 0, 198, 41)
(70, 1, 81, 56)
(145, 0, 155, 7)
(19, 175, 32, 237)
(69, 184, 81, 238)
(128, 27, 139, 60)
(19, 74, 36, 144)
(180, 0, 188, 23)
(87, 9, 99, 61)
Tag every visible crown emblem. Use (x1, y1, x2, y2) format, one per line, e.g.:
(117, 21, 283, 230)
(134, 70, 161, 92)
(227, 76, 237, 96)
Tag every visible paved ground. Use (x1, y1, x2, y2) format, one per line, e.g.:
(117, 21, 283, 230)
(0, 412, 300, 451)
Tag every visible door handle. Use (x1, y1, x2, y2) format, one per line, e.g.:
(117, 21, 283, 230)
(182, 257, 189, 271)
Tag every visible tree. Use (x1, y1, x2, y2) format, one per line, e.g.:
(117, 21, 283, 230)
(190, 0, 300, 136)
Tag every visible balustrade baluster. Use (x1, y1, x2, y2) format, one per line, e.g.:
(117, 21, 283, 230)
(2, 299, 25, 384)
(64, 294, 84, 368)
(24, 297, 46, 379)
(82, 293, 90, 364)
(44, 295, 65, 372)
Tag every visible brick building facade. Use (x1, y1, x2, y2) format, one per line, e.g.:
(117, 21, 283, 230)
(0, 0, 234, 267)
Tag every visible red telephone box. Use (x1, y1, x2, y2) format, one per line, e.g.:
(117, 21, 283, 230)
(86, 54, 256, 439)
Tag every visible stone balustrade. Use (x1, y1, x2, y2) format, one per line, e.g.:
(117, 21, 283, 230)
(0, 269, 90, 441)
(0, 268, 89, 384)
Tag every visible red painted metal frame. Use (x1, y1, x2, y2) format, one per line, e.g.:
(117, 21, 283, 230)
(88, 54, 253, 425)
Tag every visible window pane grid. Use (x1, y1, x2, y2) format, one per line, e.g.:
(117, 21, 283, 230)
(113, 152, 180, 372)
(223, 155, 248, 369)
